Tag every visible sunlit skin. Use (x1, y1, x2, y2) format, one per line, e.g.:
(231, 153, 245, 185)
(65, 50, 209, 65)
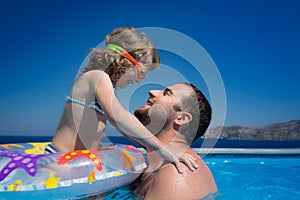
(132, 84, 217, 200)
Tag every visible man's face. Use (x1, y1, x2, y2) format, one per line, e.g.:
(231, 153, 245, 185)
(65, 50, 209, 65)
(134, 84, 192, 133)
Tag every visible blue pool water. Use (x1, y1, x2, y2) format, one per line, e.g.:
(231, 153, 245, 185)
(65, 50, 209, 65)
(98, 155, 300, 200)
(204, 156, 300, 200)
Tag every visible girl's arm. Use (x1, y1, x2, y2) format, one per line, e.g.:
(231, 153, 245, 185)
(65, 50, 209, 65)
(93, 71, 198, 172)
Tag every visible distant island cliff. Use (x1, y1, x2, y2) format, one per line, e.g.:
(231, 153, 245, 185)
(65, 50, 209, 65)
(204, 119, 300, 140)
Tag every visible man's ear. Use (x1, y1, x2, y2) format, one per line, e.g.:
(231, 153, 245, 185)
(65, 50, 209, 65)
(174, 112, 192, 126)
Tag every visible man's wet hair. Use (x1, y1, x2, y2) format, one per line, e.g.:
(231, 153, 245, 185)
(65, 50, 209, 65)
(175, 83, 212, 144)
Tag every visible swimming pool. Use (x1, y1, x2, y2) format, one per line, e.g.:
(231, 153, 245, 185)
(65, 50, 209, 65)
(97, 149, 300, 200)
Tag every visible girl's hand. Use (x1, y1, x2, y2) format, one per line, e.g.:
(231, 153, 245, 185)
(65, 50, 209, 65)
(175, 152, 199, 173)
(158, 146, 198, 173)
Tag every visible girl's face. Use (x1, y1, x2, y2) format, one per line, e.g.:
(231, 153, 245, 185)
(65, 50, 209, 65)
(116, 67, 139, 89)
(116, 66, 148, 89)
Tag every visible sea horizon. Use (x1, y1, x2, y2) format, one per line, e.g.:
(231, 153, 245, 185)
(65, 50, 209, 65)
(0, 135, 300, 149)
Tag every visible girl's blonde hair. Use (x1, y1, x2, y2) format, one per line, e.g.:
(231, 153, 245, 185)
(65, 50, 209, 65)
(82, 27, 160, 84)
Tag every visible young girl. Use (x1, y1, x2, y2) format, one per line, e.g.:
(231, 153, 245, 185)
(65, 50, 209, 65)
(46, 27, 197, 172)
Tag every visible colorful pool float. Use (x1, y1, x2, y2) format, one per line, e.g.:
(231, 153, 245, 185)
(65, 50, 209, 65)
(0, 142, 146, 199)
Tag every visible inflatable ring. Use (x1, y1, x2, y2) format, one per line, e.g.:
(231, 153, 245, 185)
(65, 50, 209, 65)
(0, 142, 146, 199)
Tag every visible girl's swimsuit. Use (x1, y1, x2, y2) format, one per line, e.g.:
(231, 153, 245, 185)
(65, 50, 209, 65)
(64, 96, 104, 114)
(45, 96, 105, 154)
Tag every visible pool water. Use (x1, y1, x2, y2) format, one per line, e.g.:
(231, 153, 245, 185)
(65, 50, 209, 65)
(204, 156, 300, 200)
(94, 155, 300, 200)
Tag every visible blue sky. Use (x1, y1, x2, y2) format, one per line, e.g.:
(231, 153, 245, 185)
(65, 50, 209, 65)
(0, 0, 299, 136)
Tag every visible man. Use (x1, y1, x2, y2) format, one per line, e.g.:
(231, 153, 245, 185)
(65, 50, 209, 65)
(131, 83, 217, 200)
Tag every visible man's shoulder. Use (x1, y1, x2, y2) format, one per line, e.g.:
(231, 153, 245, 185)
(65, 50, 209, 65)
(154, 151, 215, 186)
(155, 163, 180, 179)
(144, 164, 186, 199)
(153, 161, 193, 186)
(148, 154, 217, 199)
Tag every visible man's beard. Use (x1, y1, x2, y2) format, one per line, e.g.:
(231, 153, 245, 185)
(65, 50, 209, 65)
(134, 104, 169, 135)
(134, 106, 151, 126)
